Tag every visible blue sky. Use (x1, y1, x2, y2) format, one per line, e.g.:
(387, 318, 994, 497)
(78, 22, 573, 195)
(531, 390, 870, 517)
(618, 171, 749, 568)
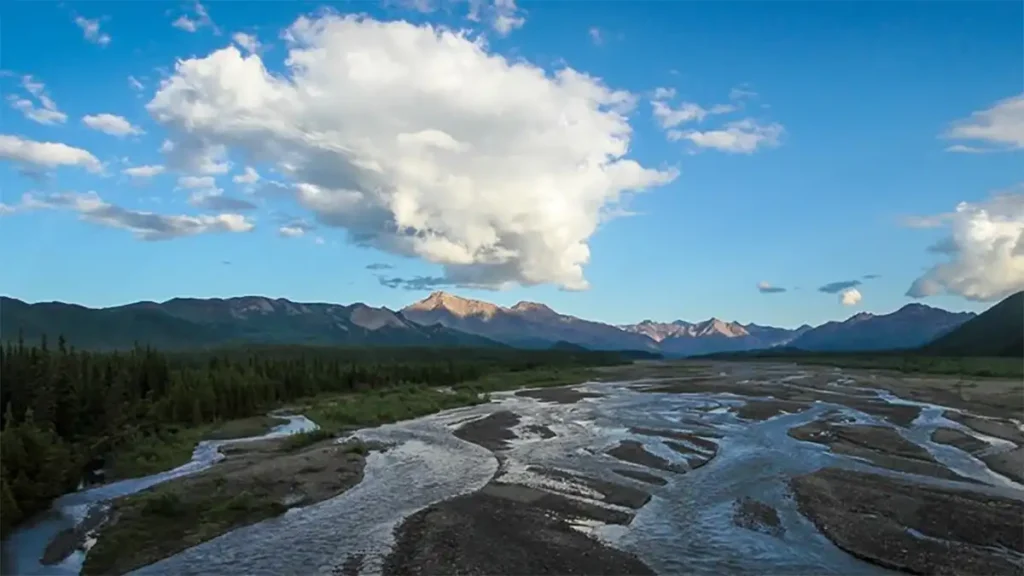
(1, 0, 1022, 328)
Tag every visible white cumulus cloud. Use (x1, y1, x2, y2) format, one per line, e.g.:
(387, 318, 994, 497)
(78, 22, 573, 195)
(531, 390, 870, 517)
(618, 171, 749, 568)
(82, 113, 145, 137)
(74, 16, 111, 46)
(906, 189, 1024, 302)
(0, 134, 102, 173)
(943, 94, 1024, 153)
(840, 287, 862, 306)
(145, 14, 675, 290)
(15, 191, 253, 240)
(123, 164, 165, 178)
(7, 75, 67, 125)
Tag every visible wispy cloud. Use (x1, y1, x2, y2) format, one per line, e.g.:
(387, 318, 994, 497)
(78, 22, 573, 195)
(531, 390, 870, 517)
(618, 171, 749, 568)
(942, 93, 1023, 153)
(756, 281, 786, 294)
(278, 220, 315, 238)
(377, 275, 454, 290)
(818, 279, 862, 294)
(901, 213, 953, 229)
(74, 16, 111, 46)
(7, 75, 66, 125)
(11, 191, 253, 240)
(650, 86, 782, 154)
(82, 113, 145, 137)
(172, 1, 217, 34)
(366, 263, 394, 270)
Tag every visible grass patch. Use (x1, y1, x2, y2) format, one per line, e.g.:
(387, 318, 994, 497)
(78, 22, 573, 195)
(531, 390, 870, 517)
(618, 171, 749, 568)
(105, 416, 287, 481)
(457, 366, 599, 393)
(203, 415, 288, 440)
(305, 386, 487, 432)
(278, 428, 336, 452)
(107, 368, 598, 481)
(105, 426, 209, 481)
(301, 367, 598, 433)
(83, 484, 287, 576)
(780, 355, 1022, 379)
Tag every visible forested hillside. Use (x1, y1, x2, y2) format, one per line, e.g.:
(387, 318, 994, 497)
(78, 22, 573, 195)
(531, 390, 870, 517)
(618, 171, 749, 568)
(923, 291, 1023, 357)
(0, 336, 624, 534)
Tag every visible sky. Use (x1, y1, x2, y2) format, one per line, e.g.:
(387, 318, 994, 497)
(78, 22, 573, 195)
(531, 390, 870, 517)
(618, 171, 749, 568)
(1, 1, 1022, 328)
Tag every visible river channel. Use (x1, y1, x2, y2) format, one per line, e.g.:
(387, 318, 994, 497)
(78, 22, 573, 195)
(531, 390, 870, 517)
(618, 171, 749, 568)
(4, 363, 1023, 575)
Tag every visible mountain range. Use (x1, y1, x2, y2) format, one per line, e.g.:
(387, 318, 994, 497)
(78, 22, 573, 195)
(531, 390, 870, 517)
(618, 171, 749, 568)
(0, 290, 990, 356)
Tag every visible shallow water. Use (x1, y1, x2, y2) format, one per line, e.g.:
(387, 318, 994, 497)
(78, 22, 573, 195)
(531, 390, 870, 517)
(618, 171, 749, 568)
(0, 415, 317, 576)
(6, 376, 1023, 576)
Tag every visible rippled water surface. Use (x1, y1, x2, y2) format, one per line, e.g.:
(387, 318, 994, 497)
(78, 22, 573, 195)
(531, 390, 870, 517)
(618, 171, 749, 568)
(5, 373, 1022, 576)
(1, 415, 317, 576)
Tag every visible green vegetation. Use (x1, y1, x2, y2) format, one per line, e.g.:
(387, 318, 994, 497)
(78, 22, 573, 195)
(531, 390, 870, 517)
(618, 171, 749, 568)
(104, 416, 287, 481)
(0, 335, 625, 535)
(703, 350, 1022, 379)
(83, 436, 374, 575)
(277, 428, 336, 452)
(924, 291, 1023, 358)
(787, 354, 1021, 378)
(83, 484, 287, 575)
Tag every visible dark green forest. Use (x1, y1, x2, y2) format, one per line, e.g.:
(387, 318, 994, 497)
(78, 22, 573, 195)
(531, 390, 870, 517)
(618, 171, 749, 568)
(0, 335, 627, 534)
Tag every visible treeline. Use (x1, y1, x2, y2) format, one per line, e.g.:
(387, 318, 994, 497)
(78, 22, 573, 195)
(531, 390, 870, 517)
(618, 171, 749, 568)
(0, 336, 627, 534)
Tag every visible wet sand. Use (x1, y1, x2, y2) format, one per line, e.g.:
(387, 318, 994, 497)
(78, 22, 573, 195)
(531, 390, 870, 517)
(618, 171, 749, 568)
(40, 506, 108, 565)
(612, 468, 668, 486)
(382, 483, 653, 576)
(944, 410, 1024, 444)
(788, 413, 976, 482)
(382, 404, 654, 575)
(731, 399, 809, 421)
(931, 427, 992, 454)
(982, 447, 1024, 484)
(792, 467, 1024, 575)
(732, 497, 784, 537)
(453, 411, 521, 451)
(607, 440, 686, 473)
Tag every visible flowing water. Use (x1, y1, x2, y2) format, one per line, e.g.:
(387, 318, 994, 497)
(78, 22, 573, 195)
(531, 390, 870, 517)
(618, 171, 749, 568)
(4, 375, 1022, 576)
(1, 415, 318, 576)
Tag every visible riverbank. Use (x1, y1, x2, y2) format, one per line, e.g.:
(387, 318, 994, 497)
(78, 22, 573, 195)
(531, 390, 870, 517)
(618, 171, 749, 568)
(82, 435, 381, 575)
(104, 415, 290, 482)
(67, 368, 604, 574)
(20, 360, 1024, 576)
(791, 467, 1024, 575)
